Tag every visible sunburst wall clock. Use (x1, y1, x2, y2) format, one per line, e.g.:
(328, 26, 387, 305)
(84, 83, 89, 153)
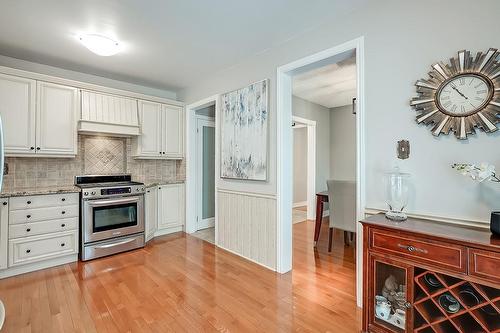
(410, 48, 500, 139)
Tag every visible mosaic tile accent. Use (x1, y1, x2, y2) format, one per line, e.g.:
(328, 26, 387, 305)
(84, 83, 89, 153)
(83, 136, 126, 174)
(2, 135, 185, 191)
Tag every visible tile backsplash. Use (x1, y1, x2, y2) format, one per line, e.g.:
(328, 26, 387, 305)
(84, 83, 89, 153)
(3, 135, 185, 189)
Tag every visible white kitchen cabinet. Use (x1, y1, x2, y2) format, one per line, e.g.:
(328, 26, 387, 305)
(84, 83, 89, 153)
(36, 82, 78, 156)
(0, 199, 8, 270)
(163, 105, 184, 158)
(136, 100, 162, 158)
(157, 183, 185, 231)
(145, 186, 158, 242)
(0, 74, 78, 157)
(0, 73, 36, 155)
(134, 101, 184, 159)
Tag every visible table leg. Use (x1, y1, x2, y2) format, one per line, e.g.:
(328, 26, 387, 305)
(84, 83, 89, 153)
(313, 197, 323, 246)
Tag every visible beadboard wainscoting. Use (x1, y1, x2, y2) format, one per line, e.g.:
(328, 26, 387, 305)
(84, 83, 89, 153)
(217, 189, 277, 270)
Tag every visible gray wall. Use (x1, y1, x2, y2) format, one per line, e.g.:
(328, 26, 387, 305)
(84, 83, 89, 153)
(0, 54, 177, 100)
(293, 126, 307, 204)
(330, 105, 356, 181)
(180, 0, 500, 223)
(292, 96, 331, 195)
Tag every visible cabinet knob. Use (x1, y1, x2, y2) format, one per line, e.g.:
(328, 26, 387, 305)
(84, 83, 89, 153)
(27, 200, 31, 204)
(36, 147, 40, 150)
(26, 214, 31, 218)
(2, 202, 7, 206)
(26, 249, 31, 253)
(147, 190, 150, 193)
(26, 228, 31, 232)
(61, 211, 66, 214)
(30, 147, 35, 150)
(61, 223, 66, 227)
(61, 198, 66, 201)
(61, 243, 65, 247)
(404, 301, 412, 309)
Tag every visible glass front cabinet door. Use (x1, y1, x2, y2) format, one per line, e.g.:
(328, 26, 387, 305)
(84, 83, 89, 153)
(368, 254, 414, 333)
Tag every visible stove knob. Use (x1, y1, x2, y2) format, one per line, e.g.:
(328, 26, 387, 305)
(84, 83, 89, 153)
(84, 192, 89, 196)
(91, 191, 96, 195)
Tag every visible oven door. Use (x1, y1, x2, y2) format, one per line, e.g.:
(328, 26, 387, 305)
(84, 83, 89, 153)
(83, 195, 144, 243)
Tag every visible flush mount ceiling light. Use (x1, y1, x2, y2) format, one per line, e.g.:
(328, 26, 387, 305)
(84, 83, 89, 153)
(78, 34, 120, 56)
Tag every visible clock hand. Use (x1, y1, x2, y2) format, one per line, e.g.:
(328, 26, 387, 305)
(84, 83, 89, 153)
(451, 85, 468, 99)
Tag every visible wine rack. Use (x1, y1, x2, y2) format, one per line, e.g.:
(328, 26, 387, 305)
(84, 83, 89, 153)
(413, 268, 500, 333)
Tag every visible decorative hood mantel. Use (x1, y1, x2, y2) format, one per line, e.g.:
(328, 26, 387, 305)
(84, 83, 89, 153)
(78, 90, 140, 136)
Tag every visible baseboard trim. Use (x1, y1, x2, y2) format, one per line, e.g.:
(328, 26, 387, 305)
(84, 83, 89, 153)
(0, 254, 78, 279)
(216, 244, 276, 272)
(293, 201, 307, 208)
(364, 208, 489, 229)
(154, 225, 184, 237)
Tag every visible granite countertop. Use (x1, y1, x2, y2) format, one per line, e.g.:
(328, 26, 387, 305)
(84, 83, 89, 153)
(0, 185, 81, 198)
(145, 180, 185, 188)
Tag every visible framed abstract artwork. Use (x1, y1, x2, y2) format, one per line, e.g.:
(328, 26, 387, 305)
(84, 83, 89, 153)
(220, 79, 268, 181)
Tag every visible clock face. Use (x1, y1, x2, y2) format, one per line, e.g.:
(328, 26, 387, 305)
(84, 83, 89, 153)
(437, 74, 492, 116)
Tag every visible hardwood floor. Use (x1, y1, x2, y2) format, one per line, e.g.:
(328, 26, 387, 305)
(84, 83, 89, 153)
(0, 219, 360, 332)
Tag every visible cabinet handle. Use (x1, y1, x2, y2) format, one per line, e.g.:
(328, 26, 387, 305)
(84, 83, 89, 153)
(61, 243, 65, 247)
(26, 214, 31, 218)
(61, 223, 66, 227)
(36, 147, 40, 150)
(2, 202, 6, 206)
(26, 249, 31, 253)
(26, 228, 31, 232)
(397, 244, 427, 254)
(147, 190, 150, 193)
(27, 201, 31, 204)
(30, 147, 35, 150)
(61, 211, 66, 214)
(61, 198, 66, 201)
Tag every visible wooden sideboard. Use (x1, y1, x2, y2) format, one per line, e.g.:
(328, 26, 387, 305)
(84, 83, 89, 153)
(361, 214, 499, 333)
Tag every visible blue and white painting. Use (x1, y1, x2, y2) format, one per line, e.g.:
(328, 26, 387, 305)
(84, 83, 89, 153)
(221, 80, 268, 181)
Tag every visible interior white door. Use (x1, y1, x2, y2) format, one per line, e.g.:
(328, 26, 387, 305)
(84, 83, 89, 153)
(145, 186, 158, 241)
(196, 118, 215, 231)
(138, 100, 162, 157)
(36, 81, 78, 156)
(157, 184, 184, 230)
(0, 73, 36, 155)
(163, 105, 184, 158)
(0, 199, 8, 269)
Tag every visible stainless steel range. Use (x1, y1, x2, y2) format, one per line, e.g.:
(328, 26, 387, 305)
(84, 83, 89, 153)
(75, 174, 145, 261)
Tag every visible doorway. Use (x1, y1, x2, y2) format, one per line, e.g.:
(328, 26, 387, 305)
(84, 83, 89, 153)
(292, 116, 316, 224)
(185, 97, 218, 245)
(277, 37, 365, 307)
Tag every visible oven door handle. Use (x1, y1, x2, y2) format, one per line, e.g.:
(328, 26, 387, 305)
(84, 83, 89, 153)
(87, 197, 140, 207)
(94, 237, 138, 249)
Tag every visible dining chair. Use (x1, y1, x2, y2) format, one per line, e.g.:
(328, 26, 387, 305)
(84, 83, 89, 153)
(327, 180, 356, 251)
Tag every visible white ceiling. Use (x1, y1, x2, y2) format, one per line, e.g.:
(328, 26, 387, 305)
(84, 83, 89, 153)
(292, 55, 356, 109)
(0, 0, 366, 92)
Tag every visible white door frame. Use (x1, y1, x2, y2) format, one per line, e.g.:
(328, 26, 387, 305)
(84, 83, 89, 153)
(185, 95, 219, 243)
(292, 116, 316, 220)
(196, 116, 216, 230)
(276, 36, 365, 307)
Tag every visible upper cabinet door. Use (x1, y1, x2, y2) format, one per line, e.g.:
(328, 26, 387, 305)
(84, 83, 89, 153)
(36, 81, 78, 156)
(0, 73, 36, 155)
(137, 100, 162, 157)
(163, 105, 184, 159)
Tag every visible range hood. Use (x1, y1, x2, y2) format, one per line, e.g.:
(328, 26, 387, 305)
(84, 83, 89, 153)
(78, 90, 140, 136)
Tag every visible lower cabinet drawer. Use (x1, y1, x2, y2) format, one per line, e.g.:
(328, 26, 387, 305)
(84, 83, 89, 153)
(8, 230, 78, 267)
(370, 229, 467, 272)
(9, 205, 79, 224)
(468, 249, 500, 284)
(9, 217, 78, 239)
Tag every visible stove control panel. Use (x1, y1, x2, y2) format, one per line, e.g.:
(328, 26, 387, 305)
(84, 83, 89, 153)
(82, 185, 145, 199)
